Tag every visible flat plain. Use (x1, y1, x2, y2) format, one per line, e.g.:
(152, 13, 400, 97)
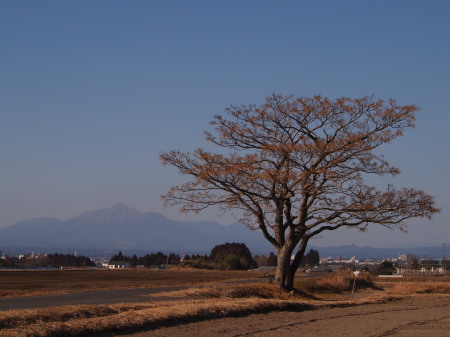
(1, 269, 450, 337)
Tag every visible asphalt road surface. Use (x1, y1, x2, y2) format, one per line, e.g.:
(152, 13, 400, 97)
(0, 273, 324, 311)
(0, 286, 187, 311)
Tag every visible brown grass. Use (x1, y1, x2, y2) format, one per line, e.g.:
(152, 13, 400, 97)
(158, 283, 294, 300)
(374, 275, 450, 294)
(390, 282, 450, 295)
(0, 294, 398, 337)
(296, 271, 381, 295)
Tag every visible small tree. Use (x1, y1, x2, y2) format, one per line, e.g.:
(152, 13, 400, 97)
(301, 249, 320, 267)
(267, 252, 277, 266)
(378, 260, 396, 275)
(130, 254, 138, 267)
(253, 254, 268, 267)
(406, 254, 420, 269)
(168, 253, 181, 265)
(161, 94, 439, 290)
(209, 242, 257, 270)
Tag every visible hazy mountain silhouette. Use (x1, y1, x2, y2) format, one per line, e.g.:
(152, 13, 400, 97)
(0, 203, 272, 253)
(315, 244, 444, 260)
(0, 203, 442, 258)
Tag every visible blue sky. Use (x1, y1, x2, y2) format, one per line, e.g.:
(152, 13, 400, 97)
(1, 1, 449, 248)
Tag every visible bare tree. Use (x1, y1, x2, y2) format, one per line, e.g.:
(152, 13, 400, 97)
(161, 94, 439, 290)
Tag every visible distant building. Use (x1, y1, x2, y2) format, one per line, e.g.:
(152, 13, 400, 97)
(397, 259, 450, 275)
(420, 259, 450, 274)
(108, 261, 130, 269)
(398, 254, 408, 263)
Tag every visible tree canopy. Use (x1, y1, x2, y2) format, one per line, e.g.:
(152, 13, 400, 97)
(301, 249, 320, 267)
(180, 242, 257, 270)
(209, 242, 257, 270)
(161, 94, 439, 290)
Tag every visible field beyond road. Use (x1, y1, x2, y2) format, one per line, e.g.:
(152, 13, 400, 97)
(0, 268, 262, 298)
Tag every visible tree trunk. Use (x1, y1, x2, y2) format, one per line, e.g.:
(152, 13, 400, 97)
(274, 238, 310, 291)
(275, 245, 295, 290)
(291, 238, 310, 277)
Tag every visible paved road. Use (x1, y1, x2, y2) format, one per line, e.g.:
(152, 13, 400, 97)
(0, 286, 187, 311)
(0, 274, 318, 311)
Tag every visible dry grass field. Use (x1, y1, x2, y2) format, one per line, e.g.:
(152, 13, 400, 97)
(0, 268, 262, 297)
(1, 270, 449, 337)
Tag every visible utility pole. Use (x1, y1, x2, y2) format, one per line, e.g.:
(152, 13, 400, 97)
(443, 243, 447, 276)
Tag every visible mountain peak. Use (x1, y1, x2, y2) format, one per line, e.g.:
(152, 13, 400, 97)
(110, 202, 132, 211)
(69, 203, 144, 225)
(0, 204, 272, 254)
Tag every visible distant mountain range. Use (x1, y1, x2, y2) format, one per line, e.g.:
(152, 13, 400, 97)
(0, 203, 272, 255)
(314, 245, 443, 260)
(0, 203, 444, 259)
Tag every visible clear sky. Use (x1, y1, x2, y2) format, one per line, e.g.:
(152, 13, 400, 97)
(1, 1, 449, 248)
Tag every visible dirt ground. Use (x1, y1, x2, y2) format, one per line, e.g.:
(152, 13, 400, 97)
(122, 295, 450, 337)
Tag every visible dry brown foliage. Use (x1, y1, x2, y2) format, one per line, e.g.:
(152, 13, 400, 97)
(160, 94, 439, 290)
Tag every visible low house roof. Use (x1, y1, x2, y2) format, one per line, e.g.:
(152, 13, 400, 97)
(109, 261, 129, 266)
(420, 259, 450, 266)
